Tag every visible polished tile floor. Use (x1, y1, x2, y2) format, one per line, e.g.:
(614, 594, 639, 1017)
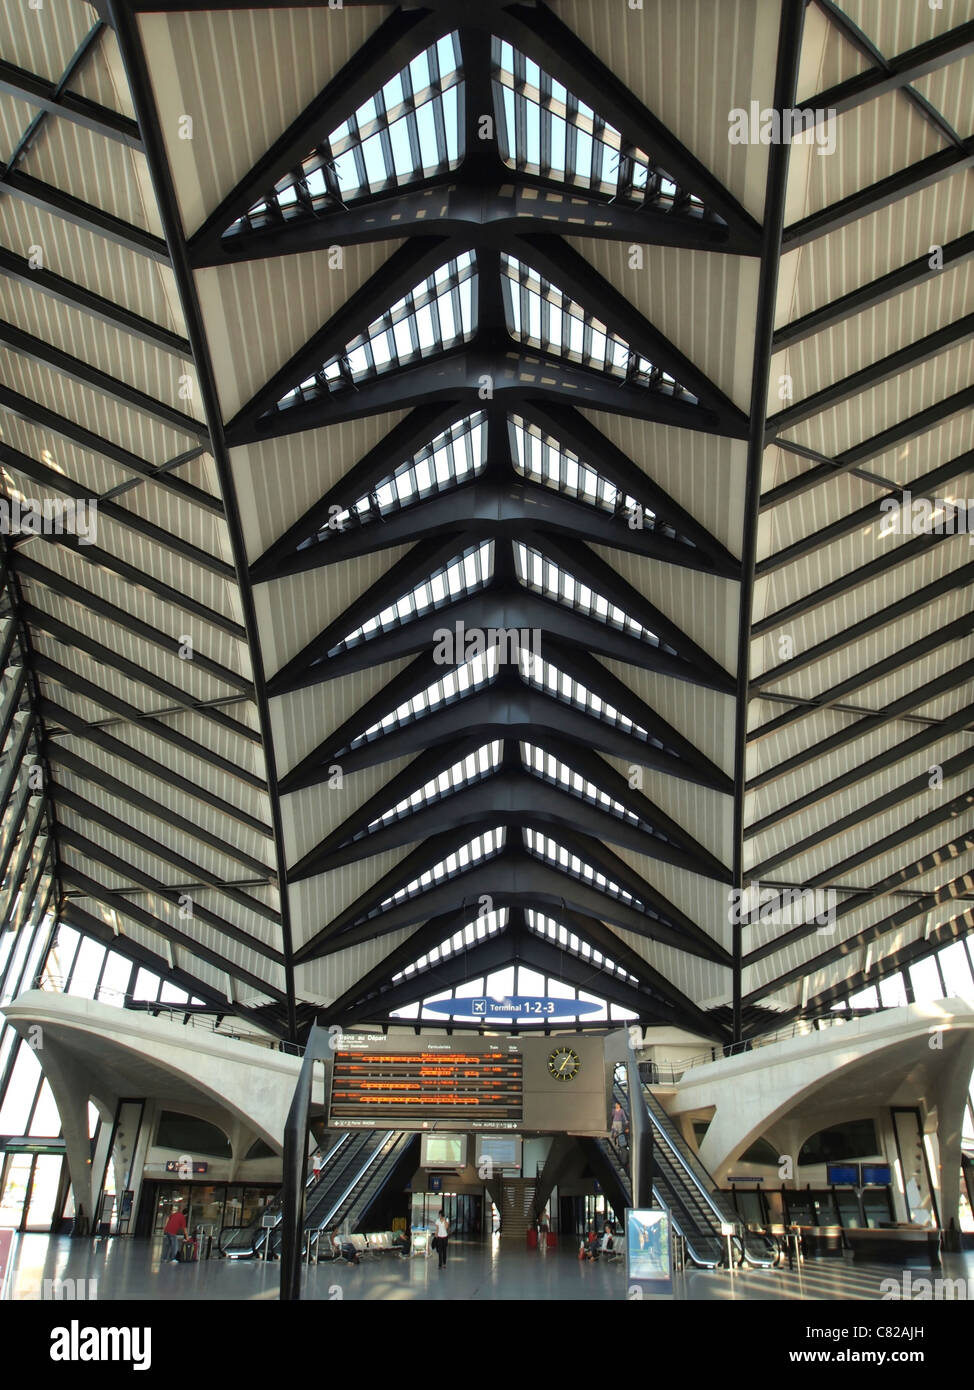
(5, 1233, 973, 1302)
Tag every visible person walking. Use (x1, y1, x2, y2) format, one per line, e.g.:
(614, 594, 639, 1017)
(163, 1204, 187, 1263)
(610, 1102, 625, 1146)
(434, 1210, 450, 1268)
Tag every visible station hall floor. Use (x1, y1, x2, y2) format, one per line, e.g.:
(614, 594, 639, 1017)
(5, 1234, 974, 1301)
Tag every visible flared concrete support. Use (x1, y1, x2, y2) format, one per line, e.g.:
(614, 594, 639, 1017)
(33, 1038, 110, 1222)
(2, 992, 325, 1152)
(668, 1002, 974, 1215)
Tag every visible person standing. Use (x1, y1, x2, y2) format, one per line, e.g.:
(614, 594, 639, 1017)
(434, 1210, 450, 1268)
(163, 1204, 187, 1263)
(610, 1102, 625, 1145)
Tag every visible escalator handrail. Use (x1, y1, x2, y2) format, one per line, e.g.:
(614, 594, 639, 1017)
(595, 1135, 720, 1270)
(616, 1078, 737, 1236)
(309, 1130, 398, 1231)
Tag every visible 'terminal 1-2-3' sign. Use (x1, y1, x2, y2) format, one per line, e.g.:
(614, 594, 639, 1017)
(423, 996, 603, 1018)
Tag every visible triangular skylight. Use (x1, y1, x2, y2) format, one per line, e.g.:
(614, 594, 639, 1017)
(392, 907, 508, 980)
(343, 646, 499, 754)
(520, 741, 656, 834)
(330, 539, 493, 655)
(492, 38, 710, 218)
(513, 539, 674, 651)
(306, 413, 487, 546)
(526, 910, 639, 985)
(228, 34, 465, 238)
(510, 415, 696, 549)
(517, 649, 661, 748)
(276, 252, 477, 413)
(361, 740, 502, 836)
(376, 827, 506, 912)
(391, 957, 637, 1023)
(501, 255, 698, 401)
(522, 827, 648, 912)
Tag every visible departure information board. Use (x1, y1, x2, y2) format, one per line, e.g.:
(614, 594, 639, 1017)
(329, 1047, 523, 1126)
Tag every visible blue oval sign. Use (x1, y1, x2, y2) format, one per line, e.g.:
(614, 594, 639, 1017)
(422, 996, 603, 1018)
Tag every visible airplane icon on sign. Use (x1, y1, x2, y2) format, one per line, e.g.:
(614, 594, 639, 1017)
(472, 999, 487, 1014)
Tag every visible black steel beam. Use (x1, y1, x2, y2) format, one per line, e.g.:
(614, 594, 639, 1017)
(39, 694, 271, 837)
(747, 693, 974, 838)
(110, 0, 305, 1039)
(34, 652, 265, 790)
(59, 900, 233, 1012)
(293, 768, 724, 883)
(253, 478, 726, 581)
(756, 447, 974, 575)
(772, 231, 974, 349)
(0, 248, 191, 358)
(753, 529, 971, 636)
(0, 384, 222, 515)
(767, 313, 974, 436)
(748, 661, 974, 791)
(57, 819, 283, 963)
(0, 56, 142, 147)
(60, 863, 286, 1003)
(188, 7, 449, 260)
(810, 18, 974, 119)
(0, 167, 169, 260)
(19, 534, 246, 640)
(201, 178, 747, 268)
(25, 605, 257, 745)
(765, 384, 974, 509)
(782, 139, 974, 249)
(0, 319, 208, 439)
(750, 611, 974, 742)
(14, 552, 251, 693)
(514, 233, 749, 433)
(729, 0, 806, 1044)
(752, 560, 974, 690)
(228, 348, 739, 448)
(46, 742, 273, 880)
(494, 2, 761, 246)
(0, 441, 232, 577)
(268, 582, 732, 698)
(749, 743, 974, 880)
(744, 864, 974, 1007)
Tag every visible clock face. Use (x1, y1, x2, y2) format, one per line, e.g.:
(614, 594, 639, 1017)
(547, 1046, 581, 1082)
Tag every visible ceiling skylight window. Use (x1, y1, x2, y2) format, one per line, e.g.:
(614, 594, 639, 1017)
(229, 34, 465, 237)
(510, 414, 655, 525)
(392, 907, 508, 980)
(377, 827, 506, 911)
(518, 649, 666, 750)
(344, 646, 499, 753)
(331, 539, 493, 655)
(364, 741, 502, 834)
(520, 742, 648, 832)
(526, 910, 639, 984)
(501, 256, 696, 402)
(314, 413, 487, 541)
(276, 252, 477, 411)
(523, 827, 645, 910)
(513, 540, 675, 652)
(492, 38, 707, 216)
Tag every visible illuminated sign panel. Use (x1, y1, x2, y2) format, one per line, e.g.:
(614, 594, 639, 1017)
(329, 1048, 523, 1126)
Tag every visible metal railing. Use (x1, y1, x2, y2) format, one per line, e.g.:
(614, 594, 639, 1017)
(33, 975, 303, 1054)
(646, 1008, 890, 1083)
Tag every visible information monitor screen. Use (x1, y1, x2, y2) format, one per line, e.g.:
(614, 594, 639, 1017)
(421, 1134, 467, 1169)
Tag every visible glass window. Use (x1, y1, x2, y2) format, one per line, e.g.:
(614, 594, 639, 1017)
(24, 1154, 62, 1230)
(799, 1119, 881, 1164)
(28, 1079, 61, 1138)
(0, 1153, 33, 1227)
(909, 954, 944, 1003)
(0, 1042, 41, 1133)
(67, 938, 105, 998)
(878, 973, 907, 1008)
(938, 941, 974, 999)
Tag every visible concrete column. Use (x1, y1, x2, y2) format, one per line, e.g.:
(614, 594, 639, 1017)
(31, 1039, 99, 1221)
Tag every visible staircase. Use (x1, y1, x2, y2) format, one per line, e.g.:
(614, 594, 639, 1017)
(498, 1177, 537, 1239)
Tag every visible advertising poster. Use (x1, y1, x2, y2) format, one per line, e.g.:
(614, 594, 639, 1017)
(626, 1209, 672, 1293)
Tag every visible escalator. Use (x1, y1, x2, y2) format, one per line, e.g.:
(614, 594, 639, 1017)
(221, 1129, 417, 1259)
(605, 1074, 774, 1269)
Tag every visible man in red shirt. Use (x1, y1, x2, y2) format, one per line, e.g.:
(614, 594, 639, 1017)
(163, 1206, 187, 1263)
